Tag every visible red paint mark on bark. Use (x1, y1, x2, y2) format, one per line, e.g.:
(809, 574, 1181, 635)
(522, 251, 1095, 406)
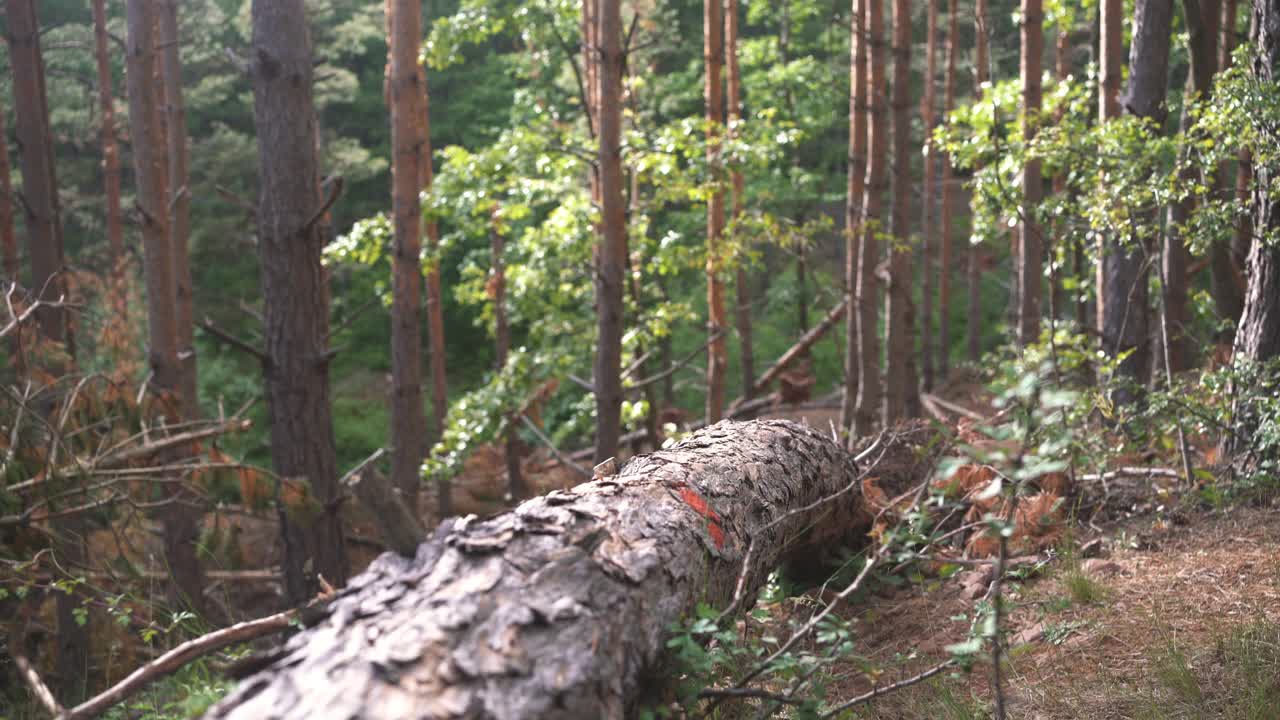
(678, 485, 726, 549)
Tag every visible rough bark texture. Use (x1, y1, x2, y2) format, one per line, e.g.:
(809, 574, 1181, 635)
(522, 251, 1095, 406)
(387, 0, 428, 509)
(842, 0, 867, 434)
(92, 0, 125, 272)
(727, 0, 753, 405)
(884, 0, 914, 424)
(159, 0, 197, 417)
(594, 0, 627, 465)
(1233, 0, 1280, 367)
(968, 0, 990, 364)
(249, 0, 348, 599)
(1018, 0, 1044, 347)
(854, 0, 886, 436)
(940, 0, 959, 375)
(205, 419, 936, 720)
(705, 0, 728, 425)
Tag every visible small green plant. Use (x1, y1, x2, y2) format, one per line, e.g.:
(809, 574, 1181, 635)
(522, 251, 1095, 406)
(1061, 570, 1109, 606)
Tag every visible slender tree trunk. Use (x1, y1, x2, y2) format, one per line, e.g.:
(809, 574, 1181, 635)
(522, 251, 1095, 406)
(0, 105, 16, 285)
(249, 0, 348, 600)
(1212, 0, 1248, 326)
(705, 0, 728, 425)
(883, 0, 915, 424)
(725, 0, 753, 405)
(594, 0, 627, 464)
(158, 0, 197, 417)
(941, 0, 959, 375)
(841, 0, 867, 434)
(92, 0, 124, 273)
(1230, 0, 1280, 444)
(1051, 23, 1070, 321)
(386, 0, 427, 510)
(1097, 0, 1123, 339)
(126, 0, 206, 618)
(489, 214, 526, 500)
(6, 0, 86, 699)
(921, 0, 939, 392)
(968, 0, 990, 363)
(1017, 0, 1044, 347)
(854, 0, 886, 435)
(419, 55, 450, 518)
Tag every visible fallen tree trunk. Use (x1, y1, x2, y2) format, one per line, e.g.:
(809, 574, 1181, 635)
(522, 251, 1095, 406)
(205, 419, 935, 720)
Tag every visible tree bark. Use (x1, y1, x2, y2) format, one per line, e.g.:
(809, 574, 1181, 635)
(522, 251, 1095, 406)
(885, 0, 914, 424)
(854, 0, 886, 436)
(92, 0, 125, 274)
(705, 0, 728, 425)
(940, 0, 959, 375)
(1096, 0, 1123, 339)
(249, 0, 348, 600)
(386, 0, 428, 510)
(1232, 0, 1280, 370)
(159, 0, 197, 418)
(594, 0, 627, 465)
(921, 0, 939, 393)
(727, 0, 753, 405)
(204, 419, 938, 720)
(1017, 0, 1044, 347)
(126, 0, 206, 617)
(842, 0, 867, 435)
(968, 0, 990, 364)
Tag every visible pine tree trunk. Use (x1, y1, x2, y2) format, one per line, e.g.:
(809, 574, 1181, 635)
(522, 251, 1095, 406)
(159, 0, 197, 418)
(842, 0, 867, 435)
(92, 0, 125, 274)
(387, 0, 428, 510)
(968, 0, 990, 364)
(921, 0, 939, 393)
(705, 0, 728, 425)
(594, 0, 627, 464)
(854, 0, 886, 436)
(1017, 0, 1044, 347)
(1096, 0, 1123, 339)
(941, 0, 959, 375)
(419, 50, 450, 518)
(205, 419, 939, 720)
(884, 0, 914, 424)
(725, 0, 753, 405)
(249, 0, 348, 600)
(126, 0, 206, 617)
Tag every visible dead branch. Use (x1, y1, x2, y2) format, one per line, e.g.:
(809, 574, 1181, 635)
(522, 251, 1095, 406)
(732, 298, 848, 410)
(521, 413, 592, 478)
(1079, 467, 1181, 482)
(819, 659, 956, 718)
(199, 318, 269, 366)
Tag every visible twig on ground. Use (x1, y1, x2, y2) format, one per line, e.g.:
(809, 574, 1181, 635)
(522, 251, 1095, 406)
(819, 659, 956, 718)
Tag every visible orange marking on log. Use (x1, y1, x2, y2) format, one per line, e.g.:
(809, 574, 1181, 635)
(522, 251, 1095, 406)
(678, 486, 726, 549)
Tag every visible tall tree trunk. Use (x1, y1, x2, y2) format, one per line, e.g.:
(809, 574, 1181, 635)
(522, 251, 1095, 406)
(420, 54, 450, 519)
(6, 0, 86, 699)
(1230, 0, 1280, 444)
(1050, 22, 1070, 321)
(884, 0, 915, 424)
(725, 0, 753, 404)
(249, 0, 348, 600)
(921, 0, 939, 392)
(940, 0, 959, 375)
(1097, 0, 1123, 339)
(92, 0, 124, 273)
(1103, 0, 1171, 402)
(0, 105, 16, 285)
(126, 0, 205, 617)
(841, 0, 867, 434)
(1017, 0, 1044, 347)
(705, 0, 728, 425)
(490, 213, 526, 500)
(594, 0, 626, 464)
(968, 0, 990, 363)
(386, 0, 427, 511)
(1211, 0, 1249, 327)
(1165, 0, 1218, 372)
(159, 0, 197, 417)
(854, 0, 886, 435)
